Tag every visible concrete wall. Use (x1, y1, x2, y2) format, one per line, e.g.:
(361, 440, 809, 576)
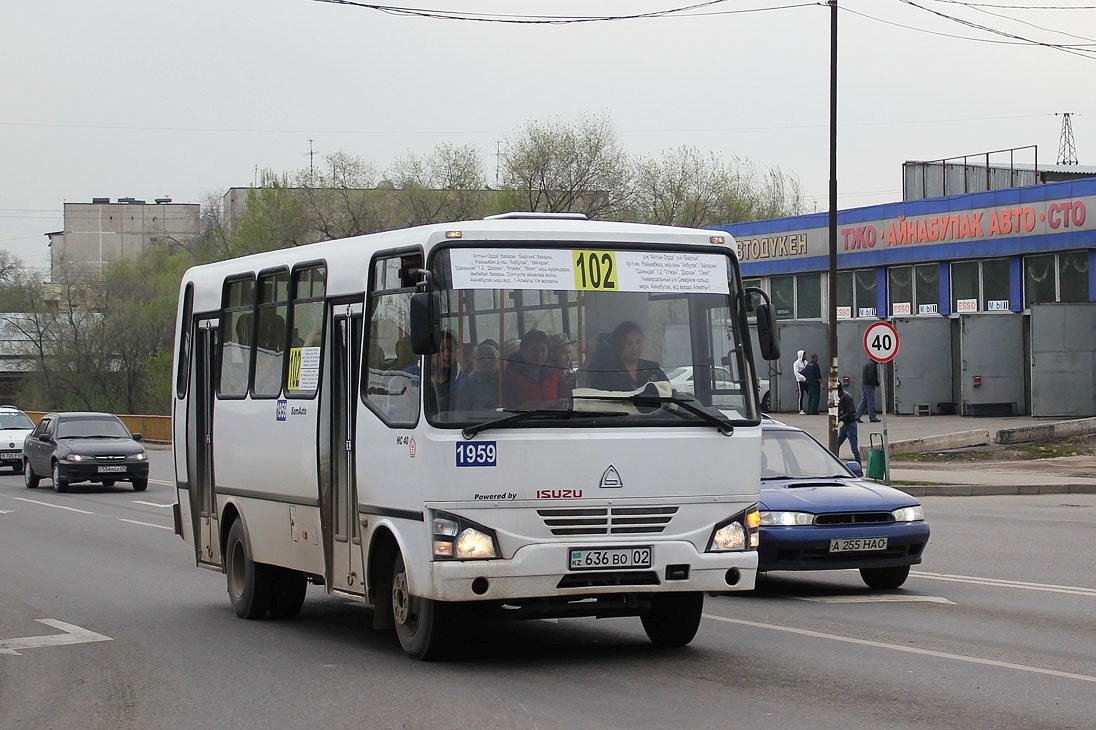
(1030, 303, 1096, 417)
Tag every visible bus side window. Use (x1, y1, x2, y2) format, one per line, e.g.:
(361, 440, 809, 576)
(219, 277, 255, 398)
(363, 253, 421, 425)
(286, 266, 326, 398)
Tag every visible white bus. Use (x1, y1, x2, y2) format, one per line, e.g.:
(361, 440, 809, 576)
(171, 213, 779, 659)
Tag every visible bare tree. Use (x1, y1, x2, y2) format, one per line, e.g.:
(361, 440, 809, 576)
(501, 113, 632, 218)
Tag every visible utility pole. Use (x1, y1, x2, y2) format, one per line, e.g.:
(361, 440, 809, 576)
(827, 0, 840, 453)
(1057, 113, 1078, 165)
(308, 139, 317, 175)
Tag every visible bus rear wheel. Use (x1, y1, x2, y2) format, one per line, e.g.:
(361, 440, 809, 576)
(269, 568, 307, 619)
(392, 554, 448, 660)
(226, 519, 273, 619)
(641, 592, 704, 647)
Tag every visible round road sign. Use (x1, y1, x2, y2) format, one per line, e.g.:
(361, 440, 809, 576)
(863, 321, 900, 363)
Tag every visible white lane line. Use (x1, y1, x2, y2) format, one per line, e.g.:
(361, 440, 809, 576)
(913, 571, 1096, 597)
(12, 497, 94, 515)
(704, 614, 1096, 685)
(132, 500, 172, 508)
(150, 479, 173, 486)
(119, 518, 172, 531)
(1, 619, 112, 656)
(794, 595, 955, 604)
(0, 510, 12, 514)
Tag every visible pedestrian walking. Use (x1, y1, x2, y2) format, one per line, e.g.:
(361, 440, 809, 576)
(836, 381, 861, 465)
(856, 359, 881, 422)
(793, 349, 808, 414)
(804, 353, 822, 415)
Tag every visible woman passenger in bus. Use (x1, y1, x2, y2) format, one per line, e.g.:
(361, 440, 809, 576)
(502, 329, 560, 408)
(589, 321, 668, 392)
(547, 333, 576, 398)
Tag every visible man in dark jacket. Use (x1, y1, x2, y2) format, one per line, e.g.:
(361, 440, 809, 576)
(856, 359, 881, 422)
(837, 382, 861, 466)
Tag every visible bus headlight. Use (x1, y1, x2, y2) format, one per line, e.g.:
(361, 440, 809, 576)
(708, 507, 760, 552)
(432, 512, 499, 560)
(455, 528, 496, 559)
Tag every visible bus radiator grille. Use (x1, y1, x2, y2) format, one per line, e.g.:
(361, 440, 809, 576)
(538, 506, 678, 536)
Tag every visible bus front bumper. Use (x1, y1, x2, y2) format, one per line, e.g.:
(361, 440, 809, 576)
(429, 540, 757, 602)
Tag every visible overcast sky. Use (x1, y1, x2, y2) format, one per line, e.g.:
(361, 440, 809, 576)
(3, 0, 1094, 271)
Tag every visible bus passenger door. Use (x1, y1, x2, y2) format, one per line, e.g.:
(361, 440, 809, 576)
(329, 305, 365, 596)
(189, 319, 222, 569)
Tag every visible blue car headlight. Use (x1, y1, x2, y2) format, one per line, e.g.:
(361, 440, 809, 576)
(759, 510, 815, 526)
(892, 505, 925, 522)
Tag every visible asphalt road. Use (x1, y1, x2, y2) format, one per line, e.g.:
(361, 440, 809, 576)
(2, 450, 1094, 729)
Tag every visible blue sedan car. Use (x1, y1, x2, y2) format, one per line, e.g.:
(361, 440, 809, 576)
(758, 420, 929, 589)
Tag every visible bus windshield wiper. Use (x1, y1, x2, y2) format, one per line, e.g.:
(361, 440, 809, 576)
(573, 383, 737, 436)
(462, 408, 626, 439)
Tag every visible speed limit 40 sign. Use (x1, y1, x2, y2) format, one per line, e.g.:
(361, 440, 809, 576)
(864, 321, 900, 363)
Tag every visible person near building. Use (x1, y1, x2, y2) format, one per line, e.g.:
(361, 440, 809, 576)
(803, 353, 822, 415)
(793, 349, 809, 414)
(857, 359, 881, 423)
(836, 381, 861, 466)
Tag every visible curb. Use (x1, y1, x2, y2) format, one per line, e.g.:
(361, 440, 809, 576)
(894, 483, 1096, 497)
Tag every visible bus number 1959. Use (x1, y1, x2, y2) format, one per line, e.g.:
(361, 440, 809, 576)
(456, 441, 497, 467)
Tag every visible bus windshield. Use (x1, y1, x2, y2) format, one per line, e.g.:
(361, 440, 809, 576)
(423, 244, 758, 427)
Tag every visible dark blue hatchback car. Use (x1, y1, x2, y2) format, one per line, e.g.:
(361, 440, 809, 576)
(758, 420, 929, 589)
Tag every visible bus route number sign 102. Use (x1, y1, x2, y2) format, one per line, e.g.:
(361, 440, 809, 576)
(455, 441, 497, 467)
(573, 250, 618, 291)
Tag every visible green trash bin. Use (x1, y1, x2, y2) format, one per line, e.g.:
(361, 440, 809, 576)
(866, 432, 886, 480)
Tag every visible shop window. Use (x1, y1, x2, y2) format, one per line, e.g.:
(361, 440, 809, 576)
(796, 273, 822, 319)
(836, 271, 854, 318)
(854, 269, 877, 317)
(951, 260, 980, 312)
(1024, 254, 1056, 307)
(771, 276, 795, 320)
(982, 258, 1010, 310)
(914, 264, 939, 315)
(1059, 251, 1088, 303)
(888, 267, 913, 316)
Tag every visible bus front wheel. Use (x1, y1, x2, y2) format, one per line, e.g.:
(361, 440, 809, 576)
(226, 519, 273, 620)
(641, 592, 704, 647)
(391, 554, 448, 660)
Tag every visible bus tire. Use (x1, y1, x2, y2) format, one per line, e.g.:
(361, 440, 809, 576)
(226, 519, 273, 620)
(24, 460, 39, 488)
(641, 592, 704, 647)
(391, 553, 448, 660)
(859, 565, 910, 590)
(269, 568, 307, 619)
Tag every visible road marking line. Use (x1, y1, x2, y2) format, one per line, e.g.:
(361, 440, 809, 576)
(794, 595, 955, 604)
(704, 614, 1096, 685)
(0, 510, 12, 514)
(913, 571, 1096, 597)
(119, 518, 172, 531)
(0, 619, 112, 656)
(150, 479, 173, 486)
(132, 500, 172, 508)
(12, 497, 93, 515)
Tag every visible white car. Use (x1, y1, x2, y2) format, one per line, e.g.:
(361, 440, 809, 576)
(666, 367, 770, 411)
(0, 405, 35, 474)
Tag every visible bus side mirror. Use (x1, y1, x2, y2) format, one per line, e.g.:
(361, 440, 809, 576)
(755, 303, 780, 361)
(410, 291, 441, 355)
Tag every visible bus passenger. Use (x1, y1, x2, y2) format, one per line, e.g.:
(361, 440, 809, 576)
(456, 342, 502, 411)
(502, 329, 560, 408)
(547, 333, 576, 397)
(589, 321, 668, 391)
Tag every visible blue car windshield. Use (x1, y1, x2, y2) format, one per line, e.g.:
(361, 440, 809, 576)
(762, 430, 851, 480)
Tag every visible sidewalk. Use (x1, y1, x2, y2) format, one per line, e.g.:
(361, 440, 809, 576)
(769, 411, 1096, 497)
